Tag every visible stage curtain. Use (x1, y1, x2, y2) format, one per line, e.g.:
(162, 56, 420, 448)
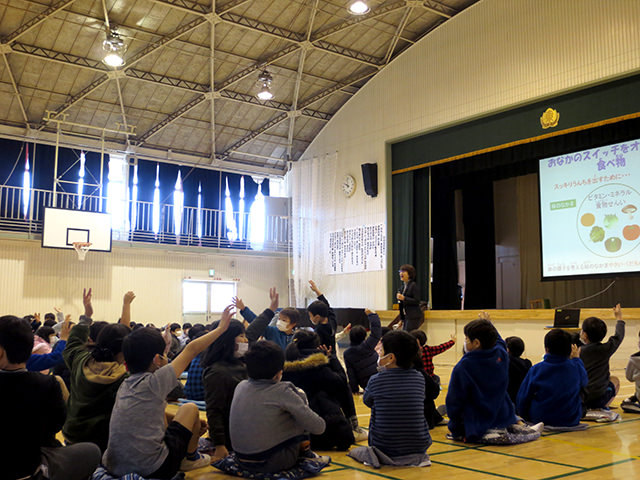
(392, 171, 414, 304)
(430, 174, 460, 309)
(518, 173, 640, 308)
(462, 180, 496, 309)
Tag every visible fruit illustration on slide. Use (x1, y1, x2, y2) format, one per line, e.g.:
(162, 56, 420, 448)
(577, 184, 640, 257)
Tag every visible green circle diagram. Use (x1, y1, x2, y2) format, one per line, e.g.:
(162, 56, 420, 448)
(577, 183, 640, 258)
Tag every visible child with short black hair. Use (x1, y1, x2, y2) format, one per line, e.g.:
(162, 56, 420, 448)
(102, 306, 234, 478)
(505, 336, 532, 403)
(363, 330, 431, 458)
(579, 304, 625, 410)
(622, 330, 640, 413)
(229, 340, 327, 473)
(516, 329, 587, 427)
(410, 329, 455, 384)
(344, 310, 381, 393)
(307, 280, 337, 351)
(446, 314, 542, 444)
(0, 315, 101, 480)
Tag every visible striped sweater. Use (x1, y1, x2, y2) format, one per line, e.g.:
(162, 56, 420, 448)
(363, 367, 431, 457)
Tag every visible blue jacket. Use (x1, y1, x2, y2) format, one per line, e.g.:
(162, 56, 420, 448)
(516, 354, 587, 427)
(245, 308, 294, 351)
(26, 339, 67, 372)
(446, 337, 516, 442)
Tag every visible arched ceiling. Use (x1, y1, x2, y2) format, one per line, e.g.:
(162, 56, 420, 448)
(0, 0, 478, 175)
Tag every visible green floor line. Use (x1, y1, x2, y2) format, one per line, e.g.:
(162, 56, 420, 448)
(539, 458, 636, 480)
(469, 447, 586, 470)
(429, 447, 475, 456)
(330, 461, 403, 480)
(323, 467, 348, 473)
(541, 416, 640, 437)
(429, 460, 525, 480)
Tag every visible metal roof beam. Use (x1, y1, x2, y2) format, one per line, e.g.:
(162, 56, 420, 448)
(11, 42, 108, 71)
(311, 0, 406, 41)
(299, 69, 376, 108)
(422, 0, 457, 18)
(383, 6, 412, 64)
(221, 112, 289, 158)
(2, 0, 78, 44)
(217, 44, 300, 90)
(1, 53, 29, 125)
(145, 0, 209, 16)
(137, 95, 207, 145)
(313, 40, 382, 66)
(217, 0, 251, 14)
(219, 12, 304, 42)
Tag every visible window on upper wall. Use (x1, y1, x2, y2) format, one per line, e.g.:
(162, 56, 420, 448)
(106, 153, 128, 238)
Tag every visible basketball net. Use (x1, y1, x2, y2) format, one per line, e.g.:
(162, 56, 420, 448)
(73, 242, 92, 261)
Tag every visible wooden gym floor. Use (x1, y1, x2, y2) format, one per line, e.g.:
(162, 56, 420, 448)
(180, 363, 640, 480)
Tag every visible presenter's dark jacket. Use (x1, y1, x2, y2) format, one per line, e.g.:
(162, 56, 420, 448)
(399, 281, 423, 331)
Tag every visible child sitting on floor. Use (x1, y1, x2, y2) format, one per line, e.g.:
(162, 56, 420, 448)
(1, 315, 101, 480)
(579, 304, 625, 411)
(410, 329, 455, 385)
(102, 305, 234, 478)
(622, 330, 640, 413)
(505, 336, 532, 403)
(516, 329, 587, 427)
(229, 340, 327, 473)
(446, 313, 542, 444)
(343, 309, 382, 393)
(364, 329, 431, 458)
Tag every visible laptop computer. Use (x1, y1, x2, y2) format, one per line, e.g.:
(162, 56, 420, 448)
(551, 308, 581, 328)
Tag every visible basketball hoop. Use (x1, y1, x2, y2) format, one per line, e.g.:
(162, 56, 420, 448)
(73, 242, 92, 261)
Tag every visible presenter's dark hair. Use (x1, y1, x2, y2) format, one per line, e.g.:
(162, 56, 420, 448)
(544, 329, 572, 357)
(399, 264, 416, 280)
(582, 317, 607, 343)
(381, 330, 419, 369)
(245, 341, 284, 379)
(505, 336, 525, 357)
(464, 319, 498, 350)
(0, 315, 34, 363)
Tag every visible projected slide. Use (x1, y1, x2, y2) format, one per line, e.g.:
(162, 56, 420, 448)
(539, 139, 640, 278)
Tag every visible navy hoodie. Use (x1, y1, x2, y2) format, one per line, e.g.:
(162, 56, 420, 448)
(446, 337, 516, 442)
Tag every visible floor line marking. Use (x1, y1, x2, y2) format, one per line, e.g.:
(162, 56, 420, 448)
(331, 461, 404, 480)
(429, 460, 525, 480)
(457, 448, 586, 470)
(544, 436, 640, 460)
(539, 458, 636, 480)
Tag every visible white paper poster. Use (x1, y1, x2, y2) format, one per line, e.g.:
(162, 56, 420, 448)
(325, 223, 386, 274)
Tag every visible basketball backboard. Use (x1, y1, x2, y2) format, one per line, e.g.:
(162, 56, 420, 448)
(42, 207, 112, 252)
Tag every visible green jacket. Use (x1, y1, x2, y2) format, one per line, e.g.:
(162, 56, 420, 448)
(62, 319, 128, 452)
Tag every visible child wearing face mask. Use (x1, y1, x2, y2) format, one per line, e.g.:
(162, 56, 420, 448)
(201, 317, 252, 462)
(245, 288, 299, 350)
(362, 330, 431, 458)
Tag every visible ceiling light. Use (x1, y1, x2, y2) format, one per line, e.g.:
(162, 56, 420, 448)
(102, 29, 127, 67)
(348, 0, 370, 15)
(256, 70, 274, 100)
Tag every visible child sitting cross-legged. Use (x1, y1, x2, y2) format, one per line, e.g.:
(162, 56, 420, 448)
(348, 329, 431, 467)
(621, 329, 640, 413)
(102, 305, 234, 478)
(446, 313, 543, 445)
(228, 340, 328, 473)
(0, 315, 102, 480)
(516, 329, 587, 427)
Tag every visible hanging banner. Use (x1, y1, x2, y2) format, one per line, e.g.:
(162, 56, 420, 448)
(325, 223, 386, 274)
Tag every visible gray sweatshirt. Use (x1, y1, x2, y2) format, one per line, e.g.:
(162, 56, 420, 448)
(626, 351, 640, 398)
(229, 379, 325, 455)
(579, 320, 625, 402)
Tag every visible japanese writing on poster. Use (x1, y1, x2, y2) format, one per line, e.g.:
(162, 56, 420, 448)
(326, 224, 386, 274)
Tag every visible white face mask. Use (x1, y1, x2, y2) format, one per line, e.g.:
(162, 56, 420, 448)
(463, 341, 468, 354)
(377, 353, 391, 372)
(235, 341, 249, 357)
(276, 319, 289, 332)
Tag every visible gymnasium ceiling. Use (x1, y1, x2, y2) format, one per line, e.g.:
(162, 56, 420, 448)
(0, 0, 478, 176)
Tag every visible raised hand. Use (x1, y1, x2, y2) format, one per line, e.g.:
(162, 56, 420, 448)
(613, 303, 622, 320)
(232, 296, 245, 311)
(53, 307, 62, 313)
(478, 311, 490, 321)
(450, 333, 457, 343)
(269, 287, 279, 311)
(570, 343, 580, 359)
(318, 344, 332, 356)
(162, 326, 173, 356)
(217, 305, 235, 333)
(308, 280, 321, 296)
(59, 316, 72, 341)
(123, 291, 136, 304)
(82, 288, 93, 318)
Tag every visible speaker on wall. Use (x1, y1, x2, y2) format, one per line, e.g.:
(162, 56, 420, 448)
(361, 163, 378, 197)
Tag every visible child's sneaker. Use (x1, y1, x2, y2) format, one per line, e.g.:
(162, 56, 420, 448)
(180, 452, 211, 471)
(301, 450, 331, 464)
(620, 399, 640, 413)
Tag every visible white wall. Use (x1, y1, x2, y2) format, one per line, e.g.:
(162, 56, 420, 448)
(289, 0, 640, 308)
(0, 238, 288, 326)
